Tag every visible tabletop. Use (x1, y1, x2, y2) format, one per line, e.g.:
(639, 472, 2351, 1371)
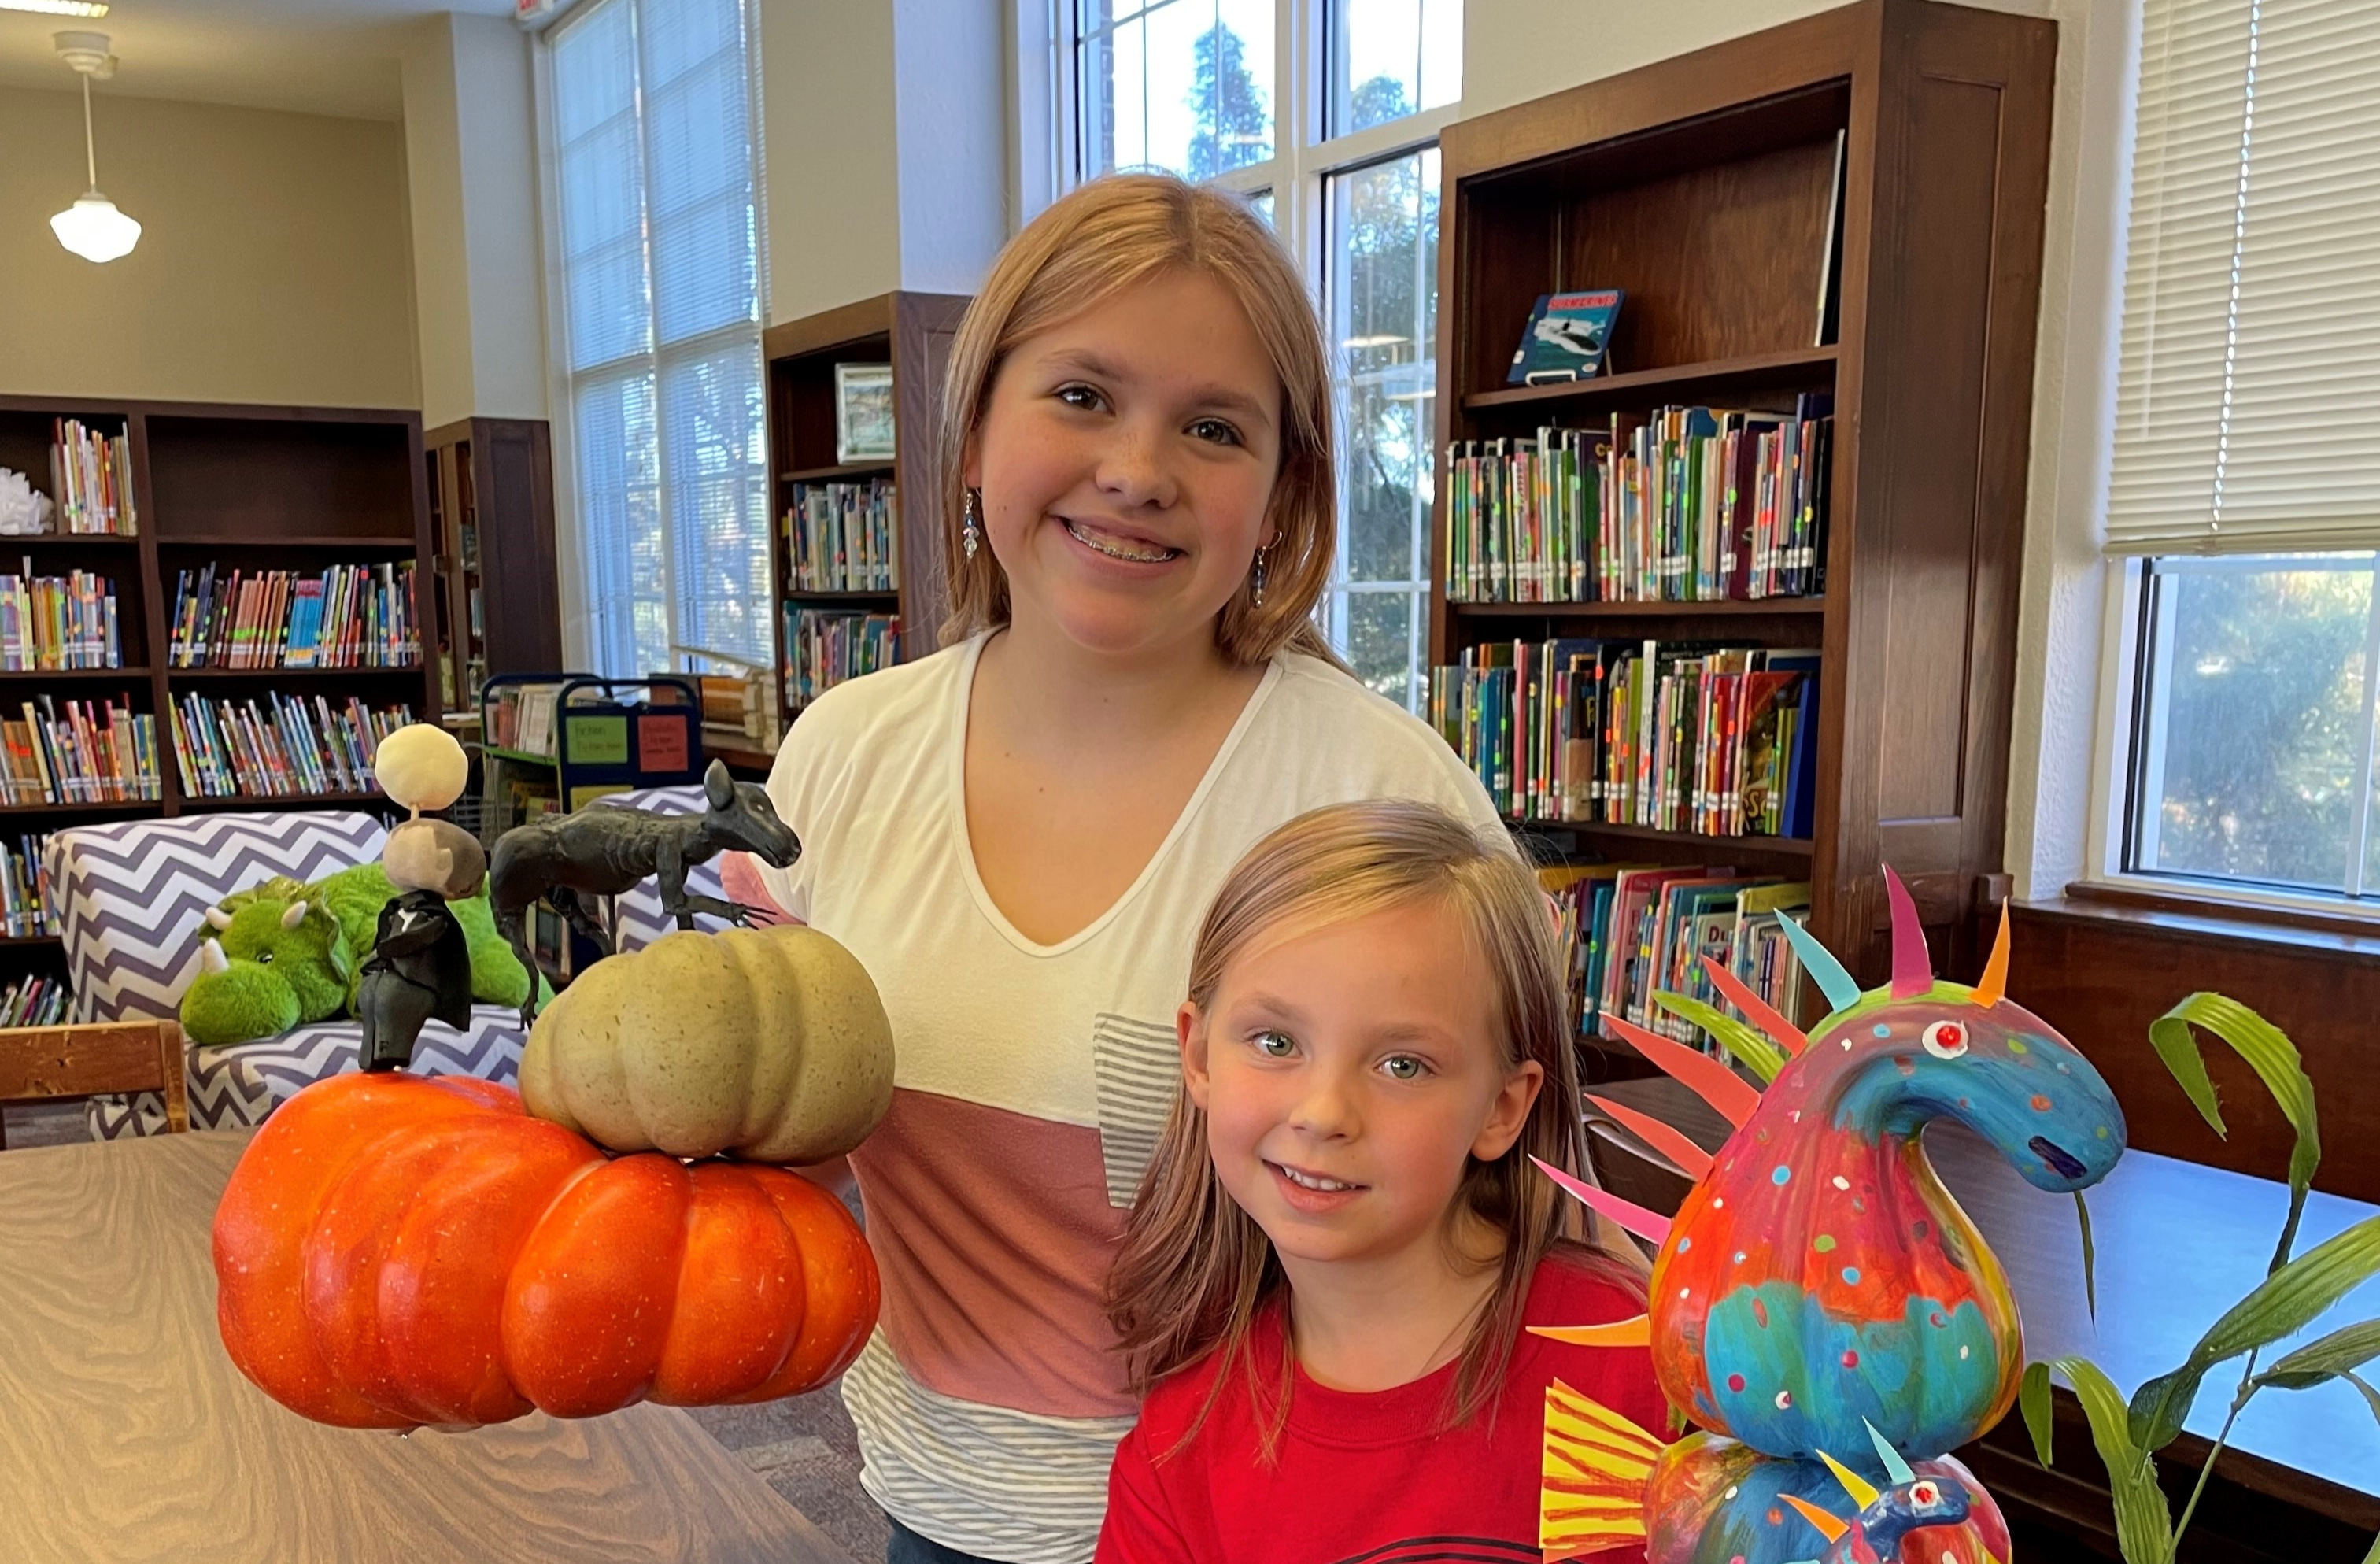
(1588, 1074, 2380, 1526)
(0, 1129, 857, 1564)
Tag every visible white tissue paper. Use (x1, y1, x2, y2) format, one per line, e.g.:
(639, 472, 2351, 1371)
(0, 468, 54, 536)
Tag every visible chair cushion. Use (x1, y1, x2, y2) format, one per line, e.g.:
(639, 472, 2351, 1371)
(46, 810, 388, 1024)
(86, 1003, 526, 1139)
(589, 786, 731, 952)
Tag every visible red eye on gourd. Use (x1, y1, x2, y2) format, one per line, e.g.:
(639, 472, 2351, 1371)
(1911, 1481, 1939, 1506)
(1922, 1021, 1968, 1059)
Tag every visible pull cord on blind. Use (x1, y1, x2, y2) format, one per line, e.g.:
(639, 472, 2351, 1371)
(2105, 0, 2380, 558)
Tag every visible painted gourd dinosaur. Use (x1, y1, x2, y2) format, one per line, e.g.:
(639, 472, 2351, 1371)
(1536, 867, 2127, 1563)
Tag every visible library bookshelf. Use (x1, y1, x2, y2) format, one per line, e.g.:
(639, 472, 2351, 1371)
(424, 417, 561, 727)
(761, 290, 970, 746)
(0, 395, 438, 999)
(1430, 0, 2053, 1000)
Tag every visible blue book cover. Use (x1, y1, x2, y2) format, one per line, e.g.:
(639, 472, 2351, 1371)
(1507, 290, 1624, 384)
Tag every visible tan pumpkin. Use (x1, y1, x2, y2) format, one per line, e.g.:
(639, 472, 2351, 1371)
(520, 925, 893, 1163)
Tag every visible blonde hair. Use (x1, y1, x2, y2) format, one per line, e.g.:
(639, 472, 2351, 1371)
(1107, 800, 1646, 1457)
(936, 173, 1339, 664)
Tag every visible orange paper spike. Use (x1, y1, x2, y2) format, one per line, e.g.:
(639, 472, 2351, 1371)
(1973, 902, 2012, 1008)
(1529, 1315, 1653, 1348)
(1781, 1494, 1850, 1544)
(1603, 1016, 1760, 1129)
(1698, 955, 1809, 1056)
(1530, 1155, 1672, 1244)
(1585, 1093, 1716, 1181)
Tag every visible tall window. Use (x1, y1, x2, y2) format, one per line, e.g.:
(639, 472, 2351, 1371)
(545, 0, 771, 679)
(1062, 0, 1463, 709)
(2105, 0, 2380, 904)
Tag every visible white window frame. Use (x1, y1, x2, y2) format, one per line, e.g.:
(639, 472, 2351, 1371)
(2089, 553, 2380, 920)
(533, 0, 774, 678)
(1025, 0, 1462, 708)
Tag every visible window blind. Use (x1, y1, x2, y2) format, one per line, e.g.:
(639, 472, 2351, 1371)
(550, 0, 771, 676)
(2105, 0, 2380, 556)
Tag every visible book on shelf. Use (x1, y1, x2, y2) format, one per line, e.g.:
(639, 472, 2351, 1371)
(1430, 638, 1819, 838)
(1507, 290, 1624, 385)
(0, 564, 120, 670)
(169, 693, 410, 800)
(1443, 395, 1833, 605)
(166, 561, 420, 669)
(2, 831, 58, 937)
(487, 682, 560, 759)
(0, 972, 70, 1027)
(784, 478, 899, 593)
(784, 606, 900, 712)
(50, 418, 136, 536)
(1540, 863, 1809, 1046)
(0, 694, 160, 804)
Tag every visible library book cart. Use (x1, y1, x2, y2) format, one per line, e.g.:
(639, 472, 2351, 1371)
(1429, 0, 2053, 1004)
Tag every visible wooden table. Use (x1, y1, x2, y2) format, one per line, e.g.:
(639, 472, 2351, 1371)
(0, 1130, 856, 1563)
(1588, 1076, 2380, 1547)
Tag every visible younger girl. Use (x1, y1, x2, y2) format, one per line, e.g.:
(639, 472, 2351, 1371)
(1100, 800, 1661, 1562)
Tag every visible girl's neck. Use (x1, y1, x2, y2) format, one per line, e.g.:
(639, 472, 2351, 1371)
(978, 613, 1256, 749)
(1279, 1213, 1509, 1395)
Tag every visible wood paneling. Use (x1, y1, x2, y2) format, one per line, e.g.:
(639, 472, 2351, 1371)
(2012, 893, 2380, 1203)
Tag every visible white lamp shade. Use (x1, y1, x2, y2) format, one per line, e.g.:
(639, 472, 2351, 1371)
(50, 191, 139, 263)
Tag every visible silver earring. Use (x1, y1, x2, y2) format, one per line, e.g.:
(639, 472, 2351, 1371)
(963, 488, 982, 560)
(1251, 545, 1269, 608)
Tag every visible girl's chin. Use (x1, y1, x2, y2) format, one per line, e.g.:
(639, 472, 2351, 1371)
(1015, 580, 1233, 659)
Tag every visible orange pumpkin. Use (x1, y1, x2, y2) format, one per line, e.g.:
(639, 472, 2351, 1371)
(213, 1070, 877, 1430)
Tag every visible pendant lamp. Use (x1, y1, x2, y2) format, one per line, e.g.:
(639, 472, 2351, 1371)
(49, 31, 140, 264)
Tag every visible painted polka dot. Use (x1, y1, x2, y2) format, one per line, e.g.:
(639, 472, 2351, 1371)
(1930, 1311, 1948, 1328)
(1943, 1553, 1961, 1564)
(1677, 1237, 1691, 1253)
(1831, 1174, 1851, 1191)
(1753, 1298, 1769, 1327)
(1775, 1389, 1794, 1410)
(1894, 1055, 1917, 1078)
(1724, 1487, 1739, 1503)
(1842, 1349, 1861, 1368)
(1680, 1287, 1691, 1300)
(1960, 1344, 1972, 1359)
(1713, 1196, 1725, 1210)
(1772, 1165, 1793, 1185)
(1841, 1037, 1853, 1052)
(1789, 1109, 1802, 1124)
(1734, 1251, 1747, 1265)
(1913, 1218, 1931, 1238)
(1872, 1022, 1892, 1038)
(2008, 1037, 2030, 1055)
(1728, 1373, 1746, 1392)
(1813, 1234, 1836, 1252)
(2057, 1061, 2072, 1074)
(1842, 1266, 1861, 1285)
(2097, 1125, 2111, 1139)
(2031, 1093, 2053, 1111)
(1767, 1508, 1784, 1526)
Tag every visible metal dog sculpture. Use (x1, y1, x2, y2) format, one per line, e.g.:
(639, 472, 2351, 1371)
(487, 759, 800, 1026)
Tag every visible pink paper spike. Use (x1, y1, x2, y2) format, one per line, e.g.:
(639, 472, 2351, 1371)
(1530, 1155, 1674, 1244)
(1586, 1093, 1716, 1181)
(1603, 1016, 1760, 1129)
(1698, 956, 1809, 1056)
(1883, 863, 1933, 999)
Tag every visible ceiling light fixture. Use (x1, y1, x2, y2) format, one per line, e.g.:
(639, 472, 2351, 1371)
(0, 2, 110, 16)
(49, 30, 139, 263)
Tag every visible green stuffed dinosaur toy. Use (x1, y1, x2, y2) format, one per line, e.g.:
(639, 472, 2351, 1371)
(179, 861, 544, 1047)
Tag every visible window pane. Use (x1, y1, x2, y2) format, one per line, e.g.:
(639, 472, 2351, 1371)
(2130, 555, 2376, 893)
(1331, 150, 1438, 586)
(659, 345, 772, 669)
(1344, 590, 1416, 708)
(645, 39, 759, 344)
(1078, 0, 1273, 180)
(1247, 188, 1274, 227)
(1332, 0, 1462, 135)
(573, 371, 667, 678)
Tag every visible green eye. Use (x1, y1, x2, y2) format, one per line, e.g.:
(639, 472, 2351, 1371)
(257, 951, 274, 965)
(1380, 1055, 1425, 1081)
(1253, 1029, 1295, 1059)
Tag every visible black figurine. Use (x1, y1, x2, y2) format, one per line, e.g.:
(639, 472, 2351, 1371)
(357, 819, 486, 1073)
(488, 759, 799, 1027)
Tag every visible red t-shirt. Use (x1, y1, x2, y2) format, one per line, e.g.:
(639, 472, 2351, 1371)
(1098, 1255, 1662, 1564)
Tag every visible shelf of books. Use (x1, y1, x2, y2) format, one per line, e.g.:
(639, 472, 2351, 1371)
(1431, 1, 2055, 1052)
(0, 394, 438, 1001)
(763, 291, 970, 736)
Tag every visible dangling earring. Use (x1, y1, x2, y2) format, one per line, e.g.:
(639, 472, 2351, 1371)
(1251, 545, 1269, 608)
(963, 487, 982, 560)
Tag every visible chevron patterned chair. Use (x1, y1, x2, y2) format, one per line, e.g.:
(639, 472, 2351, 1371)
(46, 808, 531, 1140)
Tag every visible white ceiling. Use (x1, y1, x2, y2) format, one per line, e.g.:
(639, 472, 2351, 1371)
(0, 0, 519, 123)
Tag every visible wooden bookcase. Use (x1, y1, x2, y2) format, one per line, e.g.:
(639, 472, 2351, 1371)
(1431, 0, 2054, 989)
(760, 290, 970, 744)
(424, 416, 561, 727)
(0, 394, 438, 993)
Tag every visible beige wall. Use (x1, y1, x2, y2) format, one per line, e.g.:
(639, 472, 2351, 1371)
(759, 0, 901, 324)
(1462, 0, 2127, 900)
(0, 86, 419, 409)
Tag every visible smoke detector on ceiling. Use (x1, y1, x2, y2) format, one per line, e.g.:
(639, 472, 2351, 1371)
(53, 30, 117, 79)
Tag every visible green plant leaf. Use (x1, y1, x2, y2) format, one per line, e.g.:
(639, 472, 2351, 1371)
(1651, 989, 1787, 1083)
(2020, 1360, 2054, 1467)
(2145, 993, 2319, 1274)
(2250, 1318, 2380, 1392)
(2053, 1356, 2175, 1564)
(2131, 1215, 2380, 1451)
(2350, 1370, 2380, 1427)
(2077, 1191, 2099, 1322)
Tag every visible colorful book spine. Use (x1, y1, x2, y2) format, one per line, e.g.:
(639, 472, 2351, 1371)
(784, 479, 899, 593)
(168, 693, 412, 800)
(2, 831, 59, 937)
(164, 561, 419, 669)
(47, 418, 137, 536)
(0, 566, 121, 670)
(783, 608, 902, 711)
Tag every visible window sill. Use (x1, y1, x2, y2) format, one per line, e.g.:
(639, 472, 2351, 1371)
(2020, 880, 2380, 963)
